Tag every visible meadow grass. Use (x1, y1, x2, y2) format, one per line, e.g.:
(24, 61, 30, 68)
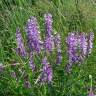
(0, 0, 96, 95)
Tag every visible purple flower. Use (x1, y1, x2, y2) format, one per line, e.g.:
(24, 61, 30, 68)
(11, 71, 17, 80)
(66, 32, 78, 48)
(44, 13, 54, 53)
(41, 57, 52, 83)
(56, 47, 62, 65)
(54, 33, 61, 48)
(25, 17, 42, 53)
(29, 53, 36, 71)
(41, 64, 52, 83)
(65, 63, 72, 73)
(66, 32, 79, 63)
(16, 28, 27, 57)
(79, 32, 88, 57)
(88, 88, 94, 96)
(44, 36, 54, 52)
(66, 32, 94, 73)
(66, 32, 84, 72)
(42, 56, 49, 65)
(24, 74, 31, 88)
(87, 32, 94, 55)
(24, 81, 31, 88)
(54, 33, 62, 65)
(44, 13, 53, 37)
(36, 57, 52, 84)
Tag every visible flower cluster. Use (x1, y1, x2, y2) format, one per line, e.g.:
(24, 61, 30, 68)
(54, 33, 62, 65)
(87, 32, 94, 55)
(66, 32, 94, 73)
(44, 13, 54, 53)
(35, 57, 52, 84)
(29, 52, 36, 71)
(15, 13, 94, 86)
(15, 13, 62, 85)
(16, 28, 27, 57)
(25, 17, 42, 53)
(24, 74, 31, 88)
(44, 13, 53, 37)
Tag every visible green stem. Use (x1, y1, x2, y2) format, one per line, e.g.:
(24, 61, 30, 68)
(89, 75, 92, 89)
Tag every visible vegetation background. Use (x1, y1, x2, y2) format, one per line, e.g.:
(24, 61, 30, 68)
(0, 0, 96, 96)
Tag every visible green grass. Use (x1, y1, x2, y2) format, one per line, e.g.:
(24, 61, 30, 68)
(0, 0, 96, 95)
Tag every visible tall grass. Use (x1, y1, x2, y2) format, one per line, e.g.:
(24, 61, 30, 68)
(0, 0, 96, 95)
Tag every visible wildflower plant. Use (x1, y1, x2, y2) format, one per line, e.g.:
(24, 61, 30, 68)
(16, 28, 27, 57)
(25, 17, 42, 54)
(0, 0, 95, 95)
(66, 32, 94, 73)
(14, 13, 62, 86)
(14, 13, 95, 87)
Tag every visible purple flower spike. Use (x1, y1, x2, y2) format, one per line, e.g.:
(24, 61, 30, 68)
(54, 33, 61, 48)
(16, 28, 27, 57)
(44, 13, 54, 53)
(41, 57, 52, 83)
(66, 32, 78, 63)
(67, 32, 78, 48)
(79, 32, 88, 57)
(25, 17, 42, 53)
(29, 53, 36, 71)
(44, 36, 54, 52)
(24, 74, 31, 88)
(42, 56, 49, 65)
(41, 64, 52, 83)
(44, 13, 53, 37)
(11, 71, 17, 81)
(54, 33, 62, 65)
(88, 88, 94, 96)
(36, 57, 53, 84)
(66, 32, 94, 73)
(24, 81, 31, 88)
(87, 32, 94, 55)
(66, 32, 82, 72)
(56, 48, 62, 65)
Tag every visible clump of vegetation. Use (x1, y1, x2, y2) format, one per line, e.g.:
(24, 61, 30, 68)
(0, 0, 96, 96)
